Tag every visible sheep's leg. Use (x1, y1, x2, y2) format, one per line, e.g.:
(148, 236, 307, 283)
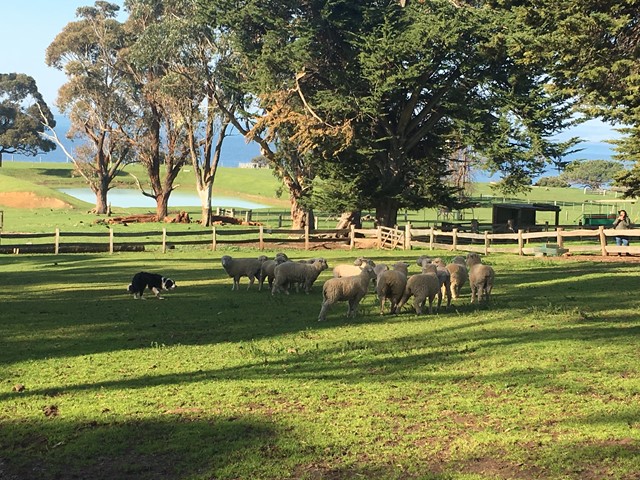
(444, 283, 451, 308)
(318, 301, 331, 321)
(379, 297, 386, 315)
(397, 292, 410, 312)
(436, 291, 442, 311)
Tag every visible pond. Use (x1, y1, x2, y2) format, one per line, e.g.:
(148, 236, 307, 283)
(60, 188, 272, 209)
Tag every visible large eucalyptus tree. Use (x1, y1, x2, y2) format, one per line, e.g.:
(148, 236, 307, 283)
(46, 1, 133, 214)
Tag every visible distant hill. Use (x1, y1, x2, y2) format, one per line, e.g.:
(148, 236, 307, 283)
(4, 115, 261, 167)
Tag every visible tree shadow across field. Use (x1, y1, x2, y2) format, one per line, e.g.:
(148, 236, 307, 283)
(1, 255, 638, 366)
(0, 415, 277, 480)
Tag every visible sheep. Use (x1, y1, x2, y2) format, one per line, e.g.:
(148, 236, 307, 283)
(421, 260, 452, 308)
(318, 265, 377, 321)
(445, 262, 468, 300)
(397, 272, 442, 314)
(451, 256, 466, 266)
(272, 258, 329, 295)
(258, 252, 290, 291)
(332, 257, 376, 278)
(416, 255, 432, 268)
(221, 254, 269, 291)
(465, 252, 495, 303)
(376, 261, 409, 314)
(373, 263, 389, 278)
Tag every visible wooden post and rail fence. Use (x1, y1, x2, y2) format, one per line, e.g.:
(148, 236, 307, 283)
(1, 224, 638, 257)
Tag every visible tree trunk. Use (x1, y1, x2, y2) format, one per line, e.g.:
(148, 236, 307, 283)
(291, 196, 308, 230)
(156, 191, 170, 220)
(375, 199, 400, 227)
(93, 186, 109, 215)
(335, 210, 362, 230)
(197, 181, 213, 227)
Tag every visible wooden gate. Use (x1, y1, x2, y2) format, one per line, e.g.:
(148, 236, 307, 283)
(379, 226, 404, 250)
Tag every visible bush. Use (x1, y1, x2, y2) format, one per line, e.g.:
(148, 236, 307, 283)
(535, 176, 569, 188)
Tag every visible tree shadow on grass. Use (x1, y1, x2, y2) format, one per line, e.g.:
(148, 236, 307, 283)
(0, 415, 277, 480)
(1, 254, 638, 364)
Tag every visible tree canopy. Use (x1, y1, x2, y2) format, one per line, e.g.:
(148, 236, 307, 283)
(207, 0, 580, 226)
(559, 159, 625, 190)
(0, 73, 56, 166)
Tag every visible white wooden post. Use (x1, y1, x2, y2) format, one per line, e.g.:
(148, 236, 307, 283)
(212, 227, 217, 251)
(109, 227, 114, 254)
(259, 225, 264, 250)
(405, 223, 411, 250)
(452, 228, 458, 251)
(599, 225, 607, 256)
(54, 228, 60, 255)
(518, 229, 524, 256)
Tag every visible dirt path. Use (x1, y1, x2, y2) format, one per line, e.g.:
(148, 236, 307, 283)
(0, 191, 71, 209)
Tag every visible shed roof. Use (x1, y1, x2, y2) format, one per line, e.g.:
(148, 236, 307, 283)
(493, 203, 561, 212)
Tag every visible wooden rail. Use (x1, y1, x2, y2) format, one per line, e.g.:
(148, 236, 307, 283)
(2, 224, 639, 257)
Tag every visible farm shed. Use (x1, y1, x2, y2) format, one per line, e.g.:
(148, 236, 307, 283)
(492, 203, 561, 233)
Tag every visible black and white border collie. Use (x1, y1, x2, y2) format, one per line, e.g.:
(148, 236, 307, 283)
(127, 272, 176, 300)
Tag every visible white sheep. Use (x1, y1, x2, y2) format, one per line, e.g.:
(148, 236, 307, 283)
(376, 261, 409, 314)
(272, 258, 329, 295)
(451, 256, 466, 266)
(221, 254, 269, 291)
(258, 252, 290, 291)
(397, 272, 442, 314)
(422, 259, 452, 308)
(446, 262, 468, 300)
(416, 255, 432, 268)
(466, 252, 495, 303)
(318, 265, 377, 321)
(332, 257, 376, 278)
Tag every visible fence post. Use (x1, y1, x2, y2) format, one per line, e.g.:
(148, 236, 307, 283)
(518, 229, 524, 256)
(109, 227, 114, 254)
(429, 226, 434, 250)
(556, 227, 564, 247)
(350, 225, 355, 250)
(452, 228, 458, 251)
(212, 227, 217, 251)
(377, 226, 382, 250)
(245, 210, 252, 223)
(259, 225, 264, 250)
(405, 223, 411, 250)
(304, 223, 310, 250)
(54, 228, 60, 255)
(484, 231, 490, 255)
(278, 215, 283, 228)
(599, 225, 607, 256)
(162, 228, 167, 254)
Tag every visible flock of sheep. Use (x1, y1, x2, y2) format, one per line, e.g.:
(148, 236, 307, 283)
(220, 252, 495, 321)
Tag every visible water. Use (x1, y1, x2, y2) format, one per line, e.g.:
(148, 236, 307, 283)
(60, 188, 272, 209)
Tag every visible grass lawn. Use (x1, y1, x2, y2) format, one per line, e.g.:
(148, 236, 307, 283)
(1, 248, 639, 479)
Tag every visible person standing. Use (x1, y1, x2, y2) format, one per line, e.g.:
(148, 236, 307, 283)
(612, 209, 632, 254)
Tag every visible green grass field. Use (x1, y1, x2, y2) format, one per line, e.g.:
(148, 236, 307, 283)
(1, 163, 639, 479)
(1, 249, 639, 479)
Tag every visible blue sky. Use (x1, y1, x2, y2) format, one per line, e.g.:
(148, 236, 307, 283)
(1, 0, 620, 165)
(1, 0, 124, 108)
